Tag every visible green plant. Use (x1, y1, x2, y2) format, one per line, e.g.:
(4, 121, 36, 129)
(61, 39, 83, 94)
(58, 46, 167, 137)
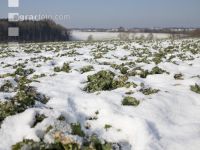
(12, 139, 73, 150)
(57, 115, 66, 121)
(110, 64, 129, 74)
(54, 63, 71, 73)
(85, 70, 133, 92)
(15, 67, 35, 76)
(120, 66, 129, 74)
(71, 123, 85, 137)
(104, 124, 112, 131)
(94, 53, 103, 59)
(0, 73, 13, 78)
(54, 67, 61, 72)
(45, 125, 53, 133)
(85, 70, 115, 92)
(32, 74, 46, 79)
(191, 84, 200, 94)
(140, 87, 159, 95)
(80, 65, 94, 74)
(152, 52, 165, 64)
(122, 96, 140, 106)
(150, 66, 166, 74)
(174, 73, 183, 80)
(139, 70, 149, 78)
(125, 90, 134, 95)
(82, 135, 112, 150)
(0, 80, 14, 92)
(0, 78, 49, 124)
(32, 114, 46, 128)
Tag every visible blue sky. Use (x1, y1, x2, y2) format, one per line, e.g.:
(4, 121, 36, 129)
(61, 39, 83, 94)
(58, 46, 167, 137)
(1, 0, 200, 28)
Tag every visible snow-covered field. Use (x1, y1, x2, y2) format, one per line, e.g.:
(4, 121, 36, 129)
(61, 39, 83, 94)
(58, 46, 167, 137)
(71, 31, 170, 41)
(0, 39, 200, 150)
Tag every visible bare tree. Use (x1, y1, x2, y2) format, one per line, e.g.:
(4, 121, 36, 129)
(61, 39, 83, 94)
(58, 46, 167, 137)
(118, 33, 130, 41)
(147, 33, 154, 40)
(169, 33, 175, 44)
(138, 34, 145, 40)
(190, 29, 200, 37)
(87, 35, 93, 41)
(131, 33, 136, 40)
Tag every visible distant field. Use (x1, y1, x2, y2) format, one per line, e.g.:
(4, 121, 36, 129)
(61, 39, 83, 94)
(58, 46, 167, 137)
(71, 31, 170, 41)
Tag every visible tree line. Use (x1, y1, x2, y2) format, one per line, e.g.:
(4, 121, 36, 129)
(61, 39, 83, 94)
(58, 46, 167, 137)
(189, 29, 200, 37)
(0, 19, 71, 43)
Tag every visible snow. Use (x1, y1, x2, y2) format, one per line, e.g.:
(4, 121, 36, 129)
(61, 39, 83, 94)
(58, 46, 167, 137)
(71, 31, 170, 41)
(0, 39, 200, 150)
(0, 109, 38, 149)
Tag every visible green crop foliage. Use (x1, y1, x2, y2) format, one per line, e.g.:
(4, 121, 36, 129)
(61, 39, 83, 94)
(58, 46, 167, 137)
(122, 96, 140, 106)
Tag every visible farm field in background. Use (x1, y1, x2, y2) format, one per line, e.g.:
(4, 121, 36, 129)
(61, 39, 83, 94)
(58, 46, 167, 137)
(71, 31, 170, 41)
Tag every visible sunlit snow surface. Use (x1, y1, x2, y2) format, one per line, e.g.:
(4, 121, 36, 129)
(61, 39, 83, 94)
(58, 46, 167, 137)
(0, 39, 200, 150)
(71, 31, 170, 41)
